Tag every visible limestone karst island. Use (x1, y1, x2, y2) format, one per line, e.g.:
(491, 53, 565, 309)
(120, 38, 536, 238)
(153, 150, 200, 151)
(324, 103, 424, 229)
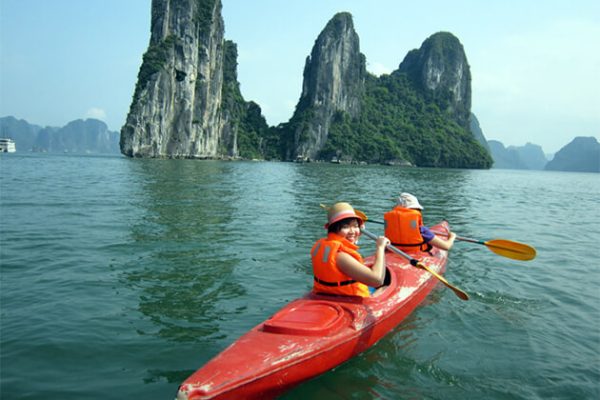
(120, 0, 489, 168)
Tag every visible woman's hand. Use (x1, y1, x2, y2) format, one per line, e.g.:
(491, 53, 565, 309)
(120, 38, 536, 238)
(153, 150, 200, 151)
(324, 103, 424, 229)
(375, 236, 390, 250)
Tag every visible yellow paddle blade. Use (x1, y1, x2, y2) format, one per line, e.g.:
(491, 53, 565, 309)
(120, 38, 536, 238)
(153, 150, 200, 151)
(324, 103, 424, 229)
(355, 209, 368, 222)
(484, 239, 537, 261)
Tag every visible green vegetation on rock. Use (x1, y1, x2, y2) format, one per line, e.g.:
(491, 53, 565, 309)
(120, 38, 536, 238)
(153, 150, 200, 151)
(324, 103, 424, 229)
(277, 71, 491, 168)
(221, 40, 271, 159)
(132, 35, 177, 104)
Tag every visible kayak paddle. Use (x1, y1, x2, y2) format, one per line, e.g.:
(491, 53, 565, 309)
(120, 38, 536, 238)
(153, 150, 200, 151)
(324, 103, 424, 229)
(361, 228, 469, 301)
(451, 236, 536, 261)
(364, 218, 536, 261)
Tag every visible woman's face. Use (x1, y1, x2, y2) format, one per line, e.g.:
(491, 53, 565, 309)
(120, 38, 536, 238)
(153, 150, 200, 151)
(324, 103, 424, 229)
(337, 218, 361, 243)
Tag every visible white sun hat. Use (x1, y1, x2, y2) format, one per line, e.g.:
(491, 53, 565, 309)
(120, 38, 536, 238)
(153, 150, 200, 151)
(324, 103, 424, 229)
(398, 192, 424, 210)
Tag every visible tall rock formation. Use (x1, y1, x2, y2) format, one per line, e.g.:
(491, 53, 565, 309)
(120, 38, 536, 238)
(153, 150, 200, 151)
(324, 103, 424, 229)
(120, 4, 490, 167)
(283, 12, 366, 161)
(278, 22, 490, 168)
(219, 41, 272, 160)
(398, 32, 471, 129)
(545, 137, 600, 172)
(121, 0, 243, 158)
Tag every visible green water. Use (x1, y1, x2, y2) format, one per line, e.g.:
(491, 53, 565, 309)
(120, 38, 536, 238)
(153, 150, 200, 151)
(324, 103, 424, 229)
(1, 153, 599, 399)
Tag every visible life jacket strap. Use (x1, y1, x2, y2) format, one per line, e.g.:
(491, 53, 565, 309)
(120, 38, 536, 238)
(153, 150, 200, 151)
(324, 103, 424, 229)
(391, 242, 424, 247)
(391, 242, 433, 253)
(314, 276, 356, 287)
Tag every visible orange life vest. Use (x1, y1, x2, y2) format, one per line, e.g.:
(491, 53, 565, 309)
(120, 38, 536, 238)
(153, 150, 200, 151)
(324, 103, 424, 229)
(311, 233, 370, 297)
(383, 206, 428, 252)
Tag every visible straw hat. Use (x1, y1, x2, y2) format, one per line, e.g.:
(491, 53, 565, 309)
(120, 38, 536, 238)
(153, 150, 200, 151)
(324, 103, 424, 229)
(397, 193, 424, 210)
(324, 202, 364, 228)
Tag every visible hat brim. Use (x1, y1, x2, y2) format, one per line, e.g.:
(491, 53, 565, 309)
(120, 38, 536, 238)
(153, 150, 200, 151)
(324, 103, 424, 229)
(324, 211, 364, 229)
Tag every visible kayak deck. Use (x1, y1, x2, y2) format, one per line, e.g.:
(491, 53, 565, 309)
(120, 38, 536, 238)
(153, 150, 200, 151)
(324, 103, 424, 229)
(177, 222, 450, 400)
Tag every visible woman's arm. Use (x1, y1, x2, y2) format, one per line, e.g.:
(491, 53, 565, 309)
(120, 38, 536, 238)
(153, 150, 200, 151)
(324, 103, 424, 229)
(336, 236, 389, 287)
(429, 232, 457, 250)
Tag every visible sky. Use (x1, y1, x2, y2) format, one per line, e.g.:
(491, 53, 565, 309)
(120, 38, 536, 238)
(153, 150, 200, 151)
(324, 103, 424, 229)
(1, 0, 599, 155)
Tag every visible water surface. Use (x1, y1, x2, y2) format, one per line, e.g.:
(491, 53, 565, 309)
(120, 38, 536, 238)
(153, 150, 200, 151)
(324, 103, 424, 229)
(1, 153, 599, 399)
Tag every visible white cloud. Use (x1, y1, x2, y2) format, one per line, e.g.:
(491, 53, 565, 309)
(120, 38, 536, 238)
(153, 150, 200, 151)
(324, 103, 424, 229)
(367, 62, 392, 77)
(85, 107, 107, 121)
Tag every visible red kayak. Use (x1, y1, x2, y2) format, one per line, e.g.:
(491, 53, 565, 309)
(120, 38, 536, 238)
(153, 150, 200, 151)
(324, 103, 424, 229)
(177, 222, 451, 400)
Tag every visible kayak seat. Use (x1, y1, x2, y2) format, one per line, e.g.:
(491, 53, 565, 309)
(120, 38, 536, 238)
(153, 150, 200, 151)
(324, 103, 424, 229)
(263, 301, 346, 336)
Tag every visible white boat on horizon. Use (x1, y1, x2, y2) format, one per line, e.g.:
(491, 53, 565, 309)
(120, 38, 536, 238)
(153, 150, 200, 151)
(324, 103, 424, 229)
(0, 138, 16, 153)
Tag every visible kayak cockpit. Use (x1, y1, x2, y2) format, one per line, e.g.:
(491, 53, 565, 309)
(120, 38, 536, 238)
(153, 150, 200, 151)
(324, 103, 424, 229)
(262, 301, 348, 336)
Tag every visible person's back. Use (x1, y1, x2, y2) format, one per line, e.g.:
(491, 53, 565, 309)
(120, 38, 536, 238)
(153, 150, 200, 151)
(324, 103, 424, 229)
(384, 206, 429, 252)
(384, 193, 456, 252)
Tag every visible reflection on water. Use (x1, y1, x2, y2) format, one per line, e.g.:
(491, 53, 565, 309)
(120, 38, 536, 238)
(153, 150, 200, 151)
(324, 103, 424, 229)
(122, 160, 246, 344)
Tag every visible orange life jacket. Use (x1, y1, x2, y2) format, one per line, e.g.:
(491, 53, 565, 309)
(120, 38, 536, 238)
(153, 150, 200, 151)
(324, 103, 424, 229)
(383, 206, 429, 252)
(311, 233, 370, 297)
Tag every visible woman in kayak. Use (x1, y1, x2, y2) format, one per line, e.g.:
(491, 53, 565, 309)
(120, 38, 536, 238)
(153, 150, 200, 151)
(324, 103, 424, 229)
(384, 192, 456, 252)
(312, 202, 390, 297)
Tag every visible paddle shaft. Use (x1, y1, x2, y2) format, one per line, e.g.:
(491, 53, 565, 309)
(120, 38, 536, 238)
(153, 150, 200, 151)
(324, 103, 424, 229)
(367, 219, 535, 261)
(448, 235, 481, 244)
(361, 228, 469, 300)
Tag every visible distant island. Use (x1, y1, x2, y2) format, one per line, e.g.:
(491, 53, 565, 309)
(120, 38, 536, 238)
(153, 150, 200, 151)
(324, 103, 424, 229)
(1, 115, 597, 172)
(488, 137, 599, 173)
(488, 141, 548, 170)
(0, 116, 119, 154)
(544, 137, 600, 172)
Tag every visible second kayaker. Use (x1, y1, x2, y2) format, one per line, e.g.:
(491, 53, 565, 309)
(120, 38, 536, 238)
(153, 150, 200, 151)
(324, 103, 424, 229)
(384, 192, 456, 253)
(312, 202, 390, 297)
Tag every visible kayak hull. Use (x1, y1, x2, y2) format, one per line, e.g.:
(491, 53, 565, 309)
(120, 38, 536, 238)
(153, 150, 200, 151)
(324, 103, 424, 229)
(177, 222, 450, 400)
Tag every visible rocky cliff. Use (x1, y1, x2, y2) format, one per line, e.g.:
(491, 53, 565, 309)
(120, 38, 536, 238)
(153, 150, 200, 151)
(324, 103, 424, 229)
(121, 0, 267, 158)
(279, 21, 490, 167)
(398, 32, 471, 129)
(219, 41, 272, 159)
(545, 137, 600, 172)
(282, 12, 366, 161)
(121, 4, 490, 167)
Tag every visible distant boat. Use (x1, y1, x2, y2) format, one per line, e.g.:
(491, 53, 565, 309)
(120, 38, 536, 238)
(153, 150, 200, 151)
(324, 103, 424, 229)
(0, 138, 16, 153)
